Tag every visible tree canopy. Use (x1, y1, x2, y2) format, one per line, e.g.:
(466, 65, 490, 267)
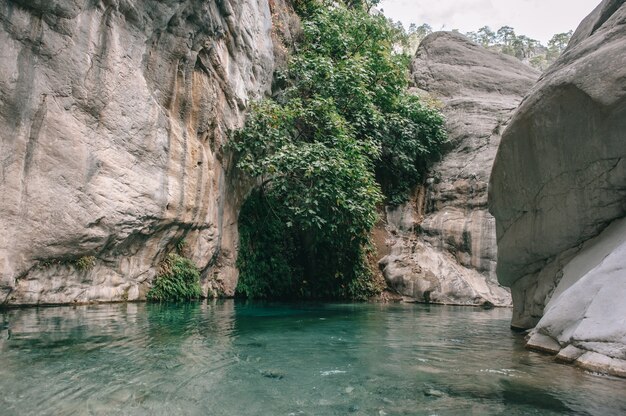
(464, 27, 573, 70)
(231, 0, 447, 300)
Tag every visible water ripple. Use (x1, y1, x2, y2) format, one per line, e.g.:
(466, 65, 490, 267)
(1, 301, 625, 416)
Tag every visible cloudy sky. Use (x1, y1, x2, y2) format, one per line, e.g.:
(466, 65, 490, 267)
(378, 0, 598, 44)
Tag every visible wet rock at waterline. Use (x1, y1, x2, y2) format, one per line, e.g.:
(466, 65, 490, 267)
(0, 0, 296, 305)
(379, 32, 539, 306)
(489, 0, 626, 377)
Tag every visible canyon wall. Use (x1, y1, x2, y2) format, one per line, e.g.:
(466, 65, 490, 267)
(489, 0, 626, 377)
(0, 0, 296, 305)
(379, 32, 539, 306)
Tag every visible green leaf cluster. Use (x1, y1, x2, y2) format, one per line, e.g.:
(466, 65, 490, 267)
(147, 253, 202, 302)
(232, 0, 446, 299)
(74, 255, 96, 271)
(236, 189, 386, 300)
(236, 191, 304, 299)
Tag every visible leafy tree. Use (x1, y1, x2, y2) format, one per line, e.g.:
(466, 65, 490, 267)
(409, 23, 433, 37)
(496, 26, 516, 46)
(547, 30, 573, 60)
(529, 54, 548, 71)
(236, 191, 304, 299)
(465, 31, 479, 44)
(476, 26, 497, 47)
(511, 35, 541, 59)
(409, 23, 433, 40)
(232, 0, 447, 300)
(404, 23, 433, 54)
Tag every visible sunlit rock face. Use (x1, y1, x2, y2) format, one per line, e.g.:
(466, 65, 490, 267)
(379, 31, 539, 306)
(0, 0, 296, 305)
(489, 0, 626, 377)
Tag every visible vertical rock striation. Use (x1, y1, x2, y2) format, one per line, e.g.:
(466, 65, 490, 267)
(380, 32, 539, 306)
(0, 0, 294, 305)
(489, 0, 626, 377)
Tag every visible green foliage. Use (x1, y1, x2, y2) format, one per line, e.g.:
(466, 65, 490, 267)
(292, 0, 380, 16)
(376, 94, 446, 205)
(74, 256, 96, 271)
(235, 191, 304, 299)
(262, 0, 448, 204)
(232, 0, 446, 300)
(175, 239, 188, 256)
(147, 253, 202, 302)
(403, 23, 433, 55)
(236, 191, 385, 300)
(465, 25, 573, 71)
(497, 26, 516, 46)
(547, 30, 573, 61)
(40, 255, 96, 271)
(475, 26, 497, 47)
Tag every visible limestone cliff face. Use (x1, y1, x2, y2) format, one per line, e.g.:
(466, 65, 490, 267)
(379, 32, 539, 306)
(0, 0, 294, 305)
(489, 0, 626, 377)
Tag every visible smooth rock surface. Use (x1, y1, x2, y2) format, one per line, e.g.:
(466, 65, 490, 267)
(379, 31, 538, 306)
(0, 0, 292, 305)
(526, 217, 626, 376)
(489, 0, 626, 376)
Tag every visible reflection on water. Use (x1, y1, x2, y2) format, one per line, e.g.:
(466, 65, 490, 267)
(1, 301, 625, 415)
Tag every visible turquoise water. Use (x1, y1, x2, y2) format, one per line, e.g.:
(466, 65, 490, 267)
(1, 301, 625, 415)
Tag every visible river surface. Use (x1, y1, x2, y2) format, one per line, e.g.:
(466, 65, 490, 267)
(1, 301, 625, 415)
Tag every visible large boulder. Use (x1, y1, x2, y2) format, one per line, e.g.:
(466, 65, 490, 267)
(0, 0, 295, 305)
(379, 32, 539, 306)
(489, 0, 626, 377)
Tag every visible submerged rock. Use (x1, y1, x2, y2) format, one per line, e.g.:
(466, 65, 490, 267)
(379, 31, 539, 306)
(0, 0, 296, 305)
(489, 0, 626, 377)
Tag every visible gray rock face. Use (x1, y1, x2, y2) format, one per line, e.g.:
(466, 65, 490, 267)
(489, 0, 626, 377)
(0, 0, 290, 305)
(379, 32, 538, 306)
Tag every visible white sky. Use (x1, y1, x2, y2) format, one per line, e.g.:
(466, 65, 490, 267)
(378, 0, 599, 44)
